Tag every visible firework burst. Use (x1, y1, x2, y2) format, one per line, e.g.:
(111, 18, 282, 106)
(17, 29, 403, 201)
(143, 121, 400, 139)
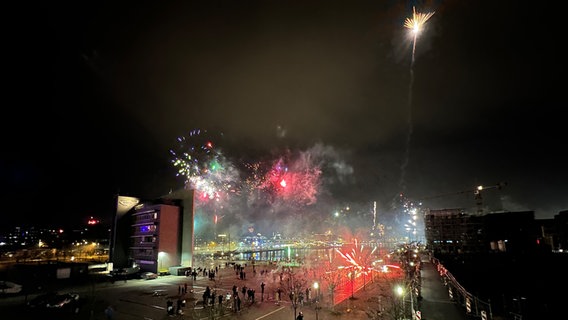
(170, 129, 218, 180)
(335, 239, 377, 272)
(404, 6, 435, 35)
(169, 129, 240, 205)
(255, 149, 323, 208)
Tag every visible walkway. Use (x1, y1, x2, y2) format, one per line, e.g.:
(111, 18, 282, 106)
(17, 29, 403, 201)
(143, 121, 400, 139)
(417, 256, 469, 320)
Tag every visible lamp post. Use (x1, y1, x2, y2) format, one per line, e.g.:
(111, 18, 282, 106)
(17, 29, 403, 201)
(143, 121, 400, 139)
(313, 282, 320, 320)
(410, 283, 414, 320)
(313, 281, 320, 301)
(395, 283, 414, 320)
(396, 285, 405, 320)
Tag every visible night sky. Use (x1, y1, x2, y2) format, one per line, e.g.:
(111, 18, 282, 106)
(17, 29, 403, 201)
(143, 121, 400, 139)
(3, 0, 566, 230)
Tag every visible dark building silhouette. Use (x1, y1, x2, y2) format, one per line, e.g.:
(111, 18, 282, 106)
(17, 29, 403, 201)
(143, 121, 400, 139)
(424, 208, 568, 319)
(425, 209, 540, 255)
(482, 211, 537, 254)
(550, 210, 568, 251)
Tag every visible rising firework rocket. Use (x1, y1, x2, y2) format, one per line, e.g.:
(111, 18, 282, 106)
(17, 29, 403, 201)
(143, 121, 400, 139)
(373, 201, 377, 230)
(398, 6, 435, 195)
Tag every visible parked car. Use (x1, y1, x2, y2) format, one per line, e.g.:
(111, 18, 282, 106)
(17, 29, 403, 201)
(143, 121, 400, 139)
(140, 272, 158, 280)
(27, 292, 80, 311)
(46, 292, 80, 309)
(0, 281, 22, 294)
(27, 292, 58, 309)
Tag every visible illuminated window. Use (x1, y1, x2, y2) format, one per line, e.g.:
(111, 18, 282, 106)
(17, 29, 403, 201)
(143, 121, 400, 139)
(140, 225, 156, 233)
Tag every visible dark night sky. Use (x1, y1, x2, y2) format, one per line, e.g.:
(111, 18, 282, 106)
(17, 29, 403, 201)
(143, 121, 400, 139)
(2, 0, 566, 229)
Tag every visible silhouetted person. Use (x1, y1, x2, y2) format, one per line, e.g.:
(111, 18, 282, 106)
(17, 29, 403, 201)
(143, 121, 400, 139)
(176, 298, 182, 314)
(261, 282, 265, 301)
(105, 305, 114, 319)
(277, 287, 282, 305)
(166, 299, 174, 315)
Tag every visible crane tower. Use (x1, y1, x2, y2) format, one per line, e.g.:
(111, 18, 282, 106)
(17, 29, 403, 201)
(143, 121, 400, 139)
(417, 182, 507, 214)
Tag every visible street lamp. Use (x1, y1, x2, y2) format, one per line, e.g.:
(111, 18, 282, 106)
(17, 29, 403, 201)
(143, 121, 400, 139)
(395, 284, 414, 320)
(313, 281, 319, 300)
(409, 281, 415, 319)
(313, 282, 320, 320)
(395, 285, 405, 320)
(394, 286, 404, 319)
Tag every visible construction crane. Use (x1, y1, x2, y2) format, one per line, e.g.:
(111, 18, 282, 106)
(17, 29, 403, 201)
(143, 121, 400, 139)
(417, 182, 507, 214)
(473, 182, 507, 214)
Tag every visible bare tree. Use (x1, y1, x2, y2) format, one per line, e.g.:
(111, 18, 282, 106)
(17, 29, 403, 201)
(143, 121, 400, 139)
(320, 261, 344, 311)
(284, 268, 309, 320)
(365, 270, 405, 320)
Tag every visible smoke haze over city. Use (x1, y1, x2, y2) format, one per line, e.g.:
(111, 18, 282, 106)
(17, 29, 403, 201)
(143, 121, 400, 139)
(3, 0, 566, 232)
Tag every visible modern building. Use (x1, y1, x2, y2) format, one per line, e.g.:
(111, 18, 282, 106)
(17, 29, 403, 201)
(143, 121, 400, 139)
(109, 189, 195, 273)
(130, 203, 181, 273)
(424, 208, 483, 254)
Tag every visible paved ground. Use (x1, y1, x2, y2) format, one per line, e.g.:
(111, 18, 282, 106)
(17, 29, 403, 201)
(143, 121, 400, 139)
(144, 256, 469, 320)
(415, 258, 469, 320)
(312, 256, 469, 320)
(0, 255, 470, 320)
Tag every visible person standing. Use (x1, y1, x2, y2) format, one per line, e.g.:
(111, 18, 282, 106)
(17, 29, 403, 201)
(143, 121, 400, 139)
(296, 311, 304, 320)
(261, 282, 265, 301)
(166, 299, 174, 315)
(105, 305, 114, 319)
(236, 295, 242, 312)
(176, 298, 182, 315)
